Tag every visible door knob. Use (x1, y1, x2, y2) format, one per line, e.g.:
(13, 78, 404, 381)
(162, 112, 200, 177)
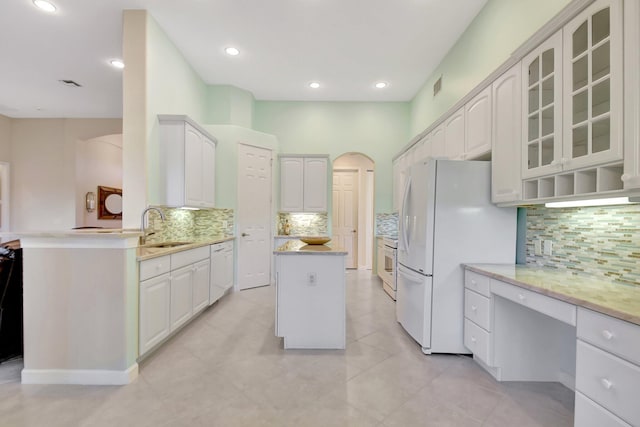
(352, 230, 356, 233)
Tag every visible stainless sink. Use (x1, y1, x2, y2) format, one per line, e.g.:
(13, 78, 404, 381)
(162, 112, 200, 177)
(142, 241, 193, 249)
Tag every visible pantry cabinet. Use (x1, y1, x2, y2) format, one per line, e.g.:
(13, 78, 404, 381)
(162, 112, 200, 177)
(491, 64, 523, 204)
(465, 86, 492, 159)
(280, 155, 328, 212)
(157, 115, 217, 208)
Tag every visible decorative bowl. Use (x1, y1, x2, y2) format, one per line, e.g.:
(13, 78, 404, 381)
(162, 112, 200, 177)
(300, 236, 331, 245)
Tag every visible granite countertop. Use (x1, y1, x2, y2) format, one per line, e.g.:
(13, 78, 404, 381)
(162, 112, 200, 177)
(16, 229, 142, 238)
(274, 234, 330, 239)
(137, 235, 235, 261)
(274, 239, 347, 256)
(465, 264, 640, 326)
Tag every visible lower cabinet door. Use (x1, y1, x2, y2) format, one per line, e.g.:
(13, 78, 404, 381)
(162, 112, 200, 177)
(170, 265, 193, 331)
(224, 245, 234, 291)
(139, 273, 171, 356)
(192, 259, 210, 314)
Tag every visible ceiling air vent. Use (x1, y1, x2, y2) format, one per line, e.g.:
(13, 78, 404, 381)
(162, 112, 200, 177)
(433, 75, 442, 97)
(59, 79, 82, 87)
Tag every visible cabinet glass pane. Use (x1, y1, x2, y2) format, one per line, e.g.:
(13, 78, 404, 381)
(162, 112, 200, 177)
(592, 117, 610, 153)
(592, 41, 610, 81)
(592, 79, 610, 118)
(592, 8, 610, 46)
(541, 77, 554, 108)
(541, 49, 554, 78)
(528, 85, 540, 113)
(573, 90, 588, 124)
(573, 21, 588, 58)
(541, 138, 554, 166)
(528, 143, 539, 169)
(528, 115, 539, 142)
(541, 106, 554, 137)
(573, 55, 588, 91)
(529, 57, 540, 85)
(572, 125, 588, 158)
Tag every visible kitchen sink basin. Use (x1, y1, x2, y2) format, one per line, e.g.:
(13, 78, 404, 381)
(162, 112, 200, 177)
(142, 241, 193, 249)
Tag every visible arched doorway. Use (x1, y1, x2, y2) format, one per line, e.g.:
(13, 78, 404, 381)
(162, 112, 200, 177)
(332, 152, 375, 270)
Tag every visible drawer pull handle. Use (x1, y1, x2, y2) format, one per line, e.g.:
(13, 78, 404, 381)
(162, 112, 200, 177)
(601, 330, 614, 340)
(518, 294, 526, 301)
(471, 305, 477, 312)
(600, 378, 613, 390)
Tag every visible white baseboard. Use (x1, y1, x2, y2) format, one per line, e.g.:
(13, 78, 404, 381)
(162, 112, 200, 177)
(21, 363, 138, 385)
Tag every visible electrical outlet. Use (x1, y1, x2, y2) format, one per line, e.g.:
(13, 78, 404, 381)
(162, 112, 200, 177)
(308, 272, 317, 286)
(543, 240, 553, 256)
(534, 239, 542, 256)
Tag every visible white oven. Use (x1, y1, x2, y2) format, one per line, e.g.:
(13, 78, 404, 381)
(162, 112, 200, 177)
(381, 237, 398, 300)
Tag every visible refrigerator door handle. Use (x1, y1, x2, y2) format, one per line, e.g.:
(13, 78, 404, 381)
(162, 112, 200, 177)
(398, 264, 425, 284)
(400, 175, 412, 253)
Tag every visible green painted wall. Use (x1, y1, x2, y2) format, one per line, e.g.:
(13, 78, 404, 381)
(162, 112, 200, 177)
(409, 0, 571, 138)
(253, 101, 410, 213)
(206, 85, 255, 128)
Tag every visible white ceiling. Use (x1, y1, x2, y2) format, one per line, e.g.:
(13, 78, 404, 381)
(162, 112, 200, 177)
(0, 0, 487, 118)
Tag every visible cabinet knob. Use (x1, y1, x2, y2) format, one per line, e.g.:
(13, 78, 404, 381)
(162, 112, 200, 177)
(518, 294, 526, 302)
(471, 279, 477, 285)
(601, 330, 614, 340)
(550, 160, 559, 166)
(471, 305, 477, 312)
(470, 336, 477, 343)
(600, 378, 613, 390)
(621, 174, 631, 182)
(156, 264, 162, 270)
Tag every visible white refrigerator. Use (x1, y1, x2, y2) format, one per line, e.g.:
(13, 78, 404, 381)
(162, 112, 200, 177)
(397, 159, 516, 354)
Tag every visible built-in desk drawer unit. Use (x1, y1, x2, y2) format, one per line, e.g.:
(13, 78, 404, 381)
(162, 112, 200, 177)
(575, 391, 632, 427)
(576, 340, 640, 427)
(491, 280, 576, 326)
(578, 308, 640, 366)
(464, 289, 491, 331)
(464, 318, 491, 366)
(465, 271, 490, 297)
(140, 255, 170, 281)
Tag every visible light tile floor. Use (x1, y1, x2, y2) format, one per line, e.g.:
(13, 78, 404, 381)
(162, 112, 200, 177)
(0, 270, 574, 426)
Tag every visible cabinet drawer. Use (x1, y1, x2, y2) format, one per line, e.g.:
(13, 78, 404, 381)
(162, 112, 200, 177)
(465, 270, 490, 297)
(491, 280, 576, 326)
(171, 246, 209, 270)
(575, 392, 632, 427)
(464, 289, 491, 331)
(140, 255, 171, 281)
(464, 318, 492, 366)
(576, 340, 640, 426)
(578, 308, 640, 366)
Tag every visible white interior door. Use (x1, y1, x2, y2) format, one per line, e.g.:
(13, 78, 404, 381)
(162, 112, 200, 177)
(237, 143, 272, 290)
(332, 170, 358, 268)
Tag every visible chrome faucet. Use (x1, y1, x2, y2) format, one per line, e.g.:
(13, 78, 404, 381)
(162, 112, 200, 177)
(140, 207, 166, 245)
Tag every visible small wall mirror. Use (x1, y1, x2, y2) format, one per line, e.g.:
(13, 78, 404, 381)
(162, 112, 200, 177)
(98, 186, 123, 219)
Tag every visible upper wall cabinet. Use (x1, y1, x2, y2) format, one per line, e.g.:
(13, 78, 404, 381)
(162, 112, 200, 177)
(157, 115, 217, 208)
(492, 64, 523, 204)
(280, 155, 328, 212)
(522, 30, 563, 179)
(465, 86, 493, 160)
(562, 0, 623, 171)
(444, 107, 465, 160)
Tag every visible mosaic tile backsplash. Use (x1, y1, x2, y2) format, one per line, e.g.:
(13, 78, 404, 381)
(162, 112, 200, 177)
(145, 207, 234, 243)
(376, 213, 398, 236)
(526, 204, 640, 286)
(277, 213, 327, 236)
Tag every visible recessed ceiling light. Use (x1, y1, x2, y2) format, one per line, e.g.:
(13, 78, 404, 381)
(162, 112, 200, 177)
(375, 82, 388, 89)
(33, 0, 56, 13)
(110, 59, 125, 69)
(225, 47, 240, 56)
(309, 82, 320, 89)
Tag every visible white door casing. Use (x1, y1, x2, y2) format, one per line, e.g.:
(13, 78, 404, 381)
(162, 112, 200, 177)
(332, 170, 358, 269)
(237, 143, 272, 290)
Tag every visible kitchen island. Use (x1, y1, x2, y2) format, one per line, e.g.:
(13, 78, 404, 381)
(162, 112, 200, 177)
(274, 240, 347, 349)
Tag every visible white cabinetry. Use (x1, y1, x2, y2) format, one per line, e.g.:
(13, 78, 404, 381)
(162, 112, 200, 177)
(444, 107, 465, 160)
(139, 246, 210, 357)
(139, 255, 171, 357)
(157, 115, 217, 208)
(492, 64, 523, 204)
(463, 271, 494, 367)
(622, 0, 640, 190)
(465, 86, 492, 159)
(575, 308, 640, 427)
(210, 240, 234, 304)
(279, 155, 328, 212)
(376, 237, 385, 280)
